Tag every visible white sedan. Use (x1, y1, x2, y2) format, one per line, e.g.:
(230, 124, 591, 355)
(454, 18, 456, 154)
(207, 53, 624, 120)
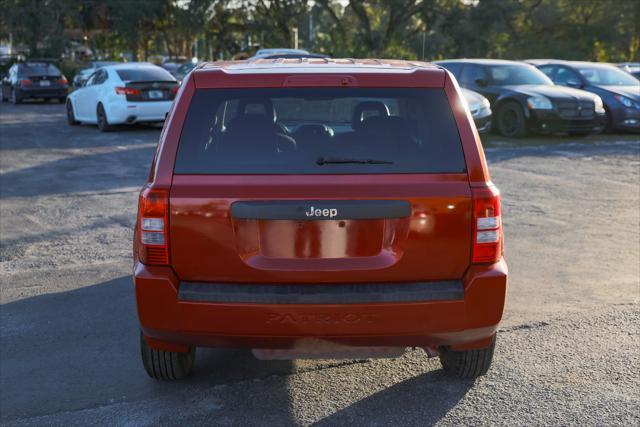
(66, 63, 178, 132)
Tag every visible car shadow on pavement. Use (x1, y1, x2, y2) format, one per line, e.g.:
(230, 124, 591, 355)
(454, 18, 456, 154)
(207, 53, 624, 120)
(0, 276, 296, 424)
(317, 370, 474, 426)
(0, 276, 473, 425)
(315, 371, 473, 426)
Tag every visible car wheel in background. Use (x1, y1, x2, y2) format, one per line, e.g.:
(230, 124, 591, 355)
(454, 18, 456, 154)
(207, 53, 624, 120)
(140, 332, 195, 380)
(58, 96, 67, 103)
(439, 335, 496, 379)
(11, 88, 22, 105)
(496, 101, 527, 138)
(96, 104, 112, 132)
(66, 100, 79, 126)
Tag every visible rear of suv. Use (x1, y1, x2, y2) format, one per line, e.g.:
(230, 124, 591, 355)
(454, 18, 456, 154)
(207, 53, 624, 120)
(133, 59, 508, 380)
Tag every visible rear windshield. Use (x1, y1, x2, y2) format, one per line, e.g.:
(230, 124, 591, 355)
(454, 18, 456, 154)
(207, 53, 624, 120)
(20, 63, 61, 76)
(116, 68, 175, 82)
(174, 88, 466, 174)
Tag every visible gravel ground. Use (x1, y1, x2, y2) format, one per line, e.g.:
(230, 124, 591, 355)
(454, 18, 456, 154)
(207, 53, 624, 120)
(1, 101, 639, 426)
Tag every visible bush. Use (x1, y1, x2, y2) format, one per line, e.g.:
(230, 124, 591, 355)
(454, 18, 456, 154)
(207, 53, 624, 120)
(60, 60, 87, 82)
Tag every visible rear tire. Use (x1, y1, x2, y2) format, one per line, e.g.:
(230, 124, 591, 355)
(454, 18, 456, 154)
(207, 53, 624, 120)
(66, 100, 79, 125)
(496, 101, 527, 138)
(140, 332, 195, 380)
(58, 96, 66, 103)
(96, 103, 112, 132)
(439, 335, 496, 379)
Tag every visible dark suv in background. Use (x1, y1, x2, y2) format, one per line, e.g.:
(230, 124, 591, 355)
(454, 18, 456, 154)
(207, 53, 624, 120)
(528, 60, 640, 133)
(1, 60, 68, 104)
(435, 59, 605, 137)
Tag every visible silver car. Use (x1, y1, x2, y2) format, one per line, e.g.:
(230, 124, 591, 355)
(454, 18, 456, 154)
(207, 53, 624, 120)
(461, 88, 492, 133)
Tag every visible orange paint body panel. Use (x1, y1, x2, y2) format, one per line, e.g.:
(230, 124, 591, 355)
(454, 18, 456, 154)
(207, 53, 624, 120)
(133, 59, 508, 353)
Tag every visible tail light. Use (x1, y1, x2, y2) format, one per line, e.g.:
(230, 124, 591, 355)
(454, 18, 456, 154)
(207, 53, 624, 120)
(58, 76, 68, 85)
(138, 187, 169, 265)
(19, 79, 32, 87)
(170, 86, 179, 95)
(472, 185, 502, 264)
(115, 86, 141, 96)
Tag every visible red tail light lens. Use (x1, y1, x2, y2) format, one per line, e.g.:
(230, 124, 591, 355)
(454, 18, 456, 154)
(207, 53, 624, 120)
(170, 86, 179, 95)
(58, 76, 68, 85)
(115, 86, 141, 96)
(19, 79, 32, 87)
(138, 187, 169, 265)
(472, 185, 502, 264)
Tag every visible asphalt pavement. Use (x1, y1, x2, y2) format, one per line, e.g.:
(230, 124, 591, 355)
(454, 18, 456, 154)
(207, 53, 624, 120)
(1, 101, 639, 426)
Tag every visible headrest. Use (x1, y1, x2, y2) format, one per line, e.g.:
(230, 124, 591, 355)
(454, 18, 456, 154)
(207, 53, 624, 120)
(352, 101, 390, 131)
(237, 98, 276, 122)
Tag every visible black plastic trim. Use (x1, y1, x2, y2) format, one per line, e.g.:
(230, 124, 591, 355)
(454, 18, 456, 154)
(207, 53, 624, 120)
(179, 281, 464, 304)
(231, 200, 411, 221)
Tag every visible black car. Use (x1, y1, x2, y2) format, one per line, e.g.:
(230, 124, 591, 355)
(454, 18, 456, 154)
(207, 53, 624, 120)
(528, 60, 640, 133)
(1, 60, 68, 104)
(435, 59, 605, 137)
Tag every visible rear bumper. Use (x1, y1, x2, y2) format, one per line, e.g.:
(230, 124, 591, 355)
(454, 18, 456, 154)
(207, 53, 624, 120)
(107, 100, 172, 124)
(17, 87, 67, 99)
(134, 259, 508, 349)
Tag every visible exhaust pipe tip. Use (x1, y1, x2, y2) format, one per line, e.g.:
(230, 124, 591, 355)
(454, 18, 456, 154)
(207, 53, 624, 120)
(126, 115, 137, 124)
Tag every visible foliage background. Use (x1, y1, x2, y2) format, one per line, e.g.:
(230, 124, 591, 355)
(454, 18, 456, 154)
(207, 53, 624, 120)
(0, 0, 638, 63)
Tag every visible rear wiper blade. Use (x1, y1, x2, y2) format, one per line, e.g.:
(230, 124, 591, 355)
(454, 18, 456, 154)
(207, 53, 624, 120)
(316, 157, 393, 166)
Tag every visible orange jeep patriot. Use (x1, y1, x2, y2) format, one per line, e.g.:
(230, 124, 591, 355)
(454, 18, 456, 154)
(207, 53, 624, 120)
(133, 59, 507, 380)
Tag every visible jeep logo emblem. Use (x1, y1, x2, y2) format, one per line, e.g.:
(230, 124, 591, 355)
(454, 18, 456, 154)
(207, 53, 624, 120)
(305, 206, 338, 218)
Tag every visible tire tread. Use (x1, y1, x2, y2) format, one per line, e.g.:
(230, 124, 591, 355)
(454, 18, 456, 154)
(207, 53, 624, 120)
(140, 332, 195, 380)
(439, 335, 496, 379)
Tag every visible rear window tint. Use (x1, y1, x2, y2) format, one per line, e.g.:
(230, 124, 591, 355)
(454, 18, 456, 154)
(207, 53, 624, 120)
(20, 63, 61, 76)
(174, 88, 466, 175)
(116, 68, 174, 82)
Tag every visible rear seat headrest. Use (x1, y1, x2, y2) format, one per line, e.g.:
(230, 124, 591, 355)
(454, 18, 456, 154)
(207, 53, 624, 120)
(352, 101, 390, 131)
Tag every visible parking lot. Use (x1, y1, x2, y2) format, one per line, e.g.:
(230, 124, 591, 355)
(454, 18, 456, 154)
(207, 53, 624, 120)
(1, 101, 639, 425)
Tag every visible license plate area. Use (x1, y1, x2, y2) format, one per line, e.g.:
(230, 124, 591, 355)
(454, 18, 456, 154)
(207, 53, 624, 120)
(148, 90, 164, 99)
(257, 219, 384, 258)
(39, 80, 51, 87)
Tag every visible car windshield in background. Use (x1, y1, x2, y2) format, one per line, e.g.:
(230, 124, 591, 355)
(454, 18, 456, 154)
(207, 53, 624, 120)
(116, 67, 175, 82)
(175, 88, 466, 175)
(489, 65, 552, 86)
(578, 67, 639, 86)
(20, 63, 61, 76)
